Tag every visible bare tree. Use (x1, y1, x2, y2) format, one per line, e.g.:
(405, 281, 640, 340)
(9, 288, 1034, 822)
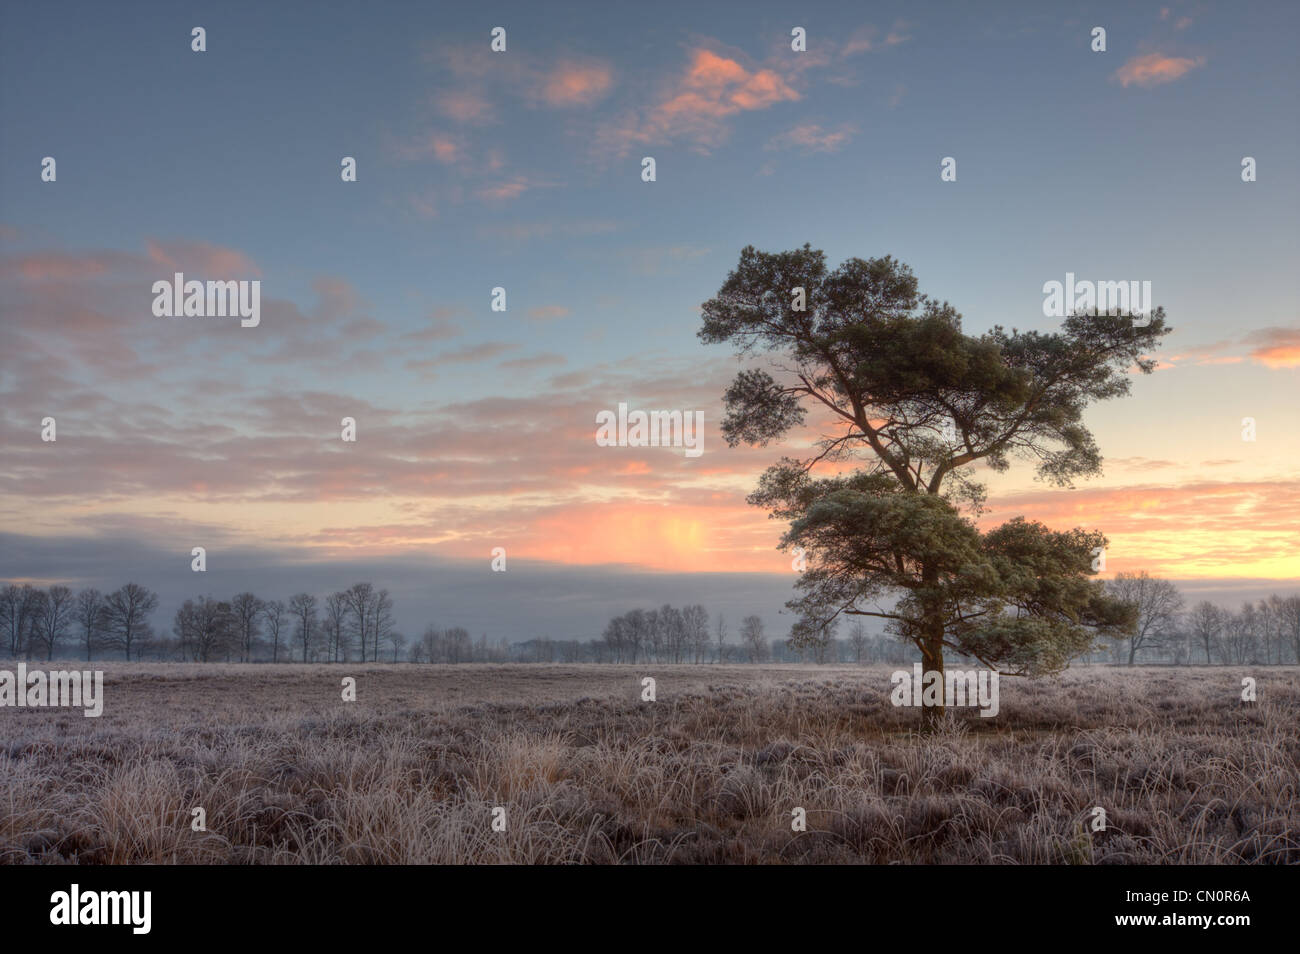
(602, 615, 629, 663)
(262, 599, 287, 663)
(74, 588, 106, 662)
(1108, 572, 1184, 665)
(344, 583, 377, 662)
(625, 608, 646, 664)
(715, 613, 728, 663)
(659, 604, 685, 663)
(445, 626, 471, 663)
(1, 584, 40, 657)
(386, 630, 407, 663)
(1186, 601, 1224, 665)
(645, 607, 662, 663)
(1221, 603, 1258, 664)
(741, 614, 767, 663)
(102, 583, 159, 661)
(230, 592, 265, 663)
(848, 621, 869, 663)
(1258, 595, 1285, 665)
(809, 618, 837, 664)
(174, 596, 236, 662)
(372, 589, 395, 663)
(1281, 596, 1300, 666)
(683, 604, 710, 663)
(324, 591, 349, 662)
(289, 593, 319, 662)
(30, 586, 74, 660)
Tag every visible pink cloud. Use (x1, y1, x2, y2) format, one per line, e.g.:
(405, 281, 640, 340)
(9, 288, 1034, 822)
(842, 26, 879, 56)
(146, 239, 261, 278)
(2, 252, 112, 280)
(394, 132, 465, 163)
(477, 176, 551, 201)
(1114, 52, 1206, 87)
(543, 61, 614, 106)
(436, 90, 494, 122)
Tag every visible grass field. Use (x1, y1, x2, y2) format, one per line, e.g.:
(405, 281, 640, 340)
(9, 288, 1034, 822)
(2, 663, 1296, 864)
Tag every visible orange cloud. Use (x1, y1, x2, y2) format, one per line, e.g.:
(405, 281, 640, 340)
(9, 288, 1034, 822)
(601, 48, 800, 153)
(543, 61, 614, 106)
(1114, 52, 1206, 87)
(980, 479, 1300, 579)
(1244, 327, 1300, 368)
(1255, 347, 1300, 368)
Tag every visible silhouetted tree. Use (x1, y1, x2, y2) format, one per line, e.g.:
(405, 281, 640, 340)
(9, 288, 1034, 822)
(848, 621, 869, 663)
(324, 591, 349, 662)
(174, 596, 236, 662)
(289, 593, 318, 662)
(230, 592, 265, 663)
(741, 614, 767, 662)
(1, 584, 39, 657)
(103, 583, 159, 661)
(1187, 601, 1224, 666)
(30, 586, 74, 660)
(262, 599, 287, 663)
(74, 588, 106, 662)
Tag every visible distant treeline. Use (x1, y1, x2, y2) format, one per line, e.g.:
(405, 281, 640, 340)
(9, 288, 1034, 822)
(2, 575, 1298, 666)
(0, 582, 401, 663)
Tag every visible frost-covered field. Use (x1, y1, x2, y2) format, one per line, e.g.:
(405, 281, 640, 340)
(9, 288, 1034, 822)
(2, 663, 1295, 864)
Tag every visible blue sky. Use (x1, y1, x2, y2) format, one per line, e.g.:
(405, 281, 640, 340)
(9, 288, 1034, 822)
(1, 0, 1297, 640)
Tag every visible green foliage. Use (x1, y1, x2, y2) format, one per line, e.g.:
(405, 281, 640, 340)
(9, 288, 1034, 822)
(701, 246, 1167, 675)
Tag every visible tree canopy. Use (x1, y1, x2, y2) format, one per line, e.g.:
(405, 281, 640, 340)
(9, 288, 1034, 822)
(700, 245, 1170, 685)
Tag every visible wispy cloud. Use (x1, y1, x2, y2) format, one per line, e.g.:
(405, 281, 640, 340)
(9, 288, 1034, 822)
(542, 60, 614, 106)
(526, 305, 570, 321)
(1167, 328, 1300, 368)
(393, 131, 466, 164)
(435, 90, 495, 123)
(766, 122, 856, 154)
(843, 20, 912, 56)
(1114, 52, 1206, 87)
(474, 220, 617, 242)
(477, 176, 552, 201)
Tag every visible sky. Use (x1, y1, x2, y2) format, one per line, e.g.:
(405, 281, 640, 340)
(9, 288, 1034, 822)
(1, 0, 1297, 641)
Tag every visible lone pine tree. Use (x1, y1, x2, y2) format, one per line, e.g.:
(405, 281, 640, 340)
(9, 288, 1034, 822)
(701, 246, 1168, 722)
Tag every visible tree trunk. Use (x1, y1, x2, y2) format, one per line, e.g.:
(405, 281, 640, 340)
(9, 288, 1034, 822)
(920, 614, 945, 729)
